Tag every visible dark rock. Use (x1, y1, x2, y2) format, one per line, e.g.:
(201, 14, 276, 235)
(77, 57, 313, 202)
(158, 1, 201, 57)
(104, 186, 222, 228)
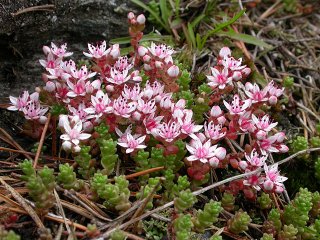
(0, 0, 139, 98)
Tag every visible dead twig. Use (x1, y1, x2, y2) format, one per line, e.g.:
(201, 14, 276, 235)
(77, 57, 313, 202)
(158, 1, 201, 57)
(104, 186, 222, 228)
(11, 4, 55, 17)
(33, 113, 51, 168)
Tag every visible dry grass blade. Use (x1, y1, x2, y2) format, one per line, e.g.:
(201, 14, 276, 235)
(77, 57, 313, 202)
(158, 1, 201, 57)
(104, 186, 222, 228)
(33, 113, 51, 168)
(0, 177, 45, 229)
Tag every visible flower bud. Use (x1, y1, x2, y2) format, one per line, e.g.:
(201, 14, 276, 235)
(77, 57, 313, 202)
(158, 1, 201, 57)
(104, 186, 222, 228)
(144, 64, 152, 71)
(62, 141, 72, 151)
(106, 84, 114, 92)
(127, 12, 135, 20)
(209, 157, 219, 168)
(232, 71, 242, 81)
(83, 121, 93, 132)
(155, 61, 163, 69)
(263, 180, 274, 191)
(210, 106, 222, 117)
(242, 67, 251, 76)
(43, 46, 51, 55)
(44, 81, 56, 92)
(39, 116, 47, 124)
(256, 130, 267, 140)
(138, 46, 148, 57)
(143, 54, 151, 62)
(219, 47, 231, 58)
(132, 111, 142, 121)
(137, 14, 146, 24)
(268, 96, 278, 105)
(110, 44, 120, 59)
(239, 161, 248, 170)
(275, 185, 284, 193)
(217, 116, 226, 125)
(73, 145, 81, 153)
(167, 65, 179, 77)
(215, 147, 226, 160)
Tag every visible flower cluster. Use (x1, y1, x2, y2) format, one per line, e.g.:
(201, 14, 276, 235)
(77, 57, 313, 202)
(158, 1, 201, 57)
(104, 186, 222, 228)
(7, 13, 288, 196)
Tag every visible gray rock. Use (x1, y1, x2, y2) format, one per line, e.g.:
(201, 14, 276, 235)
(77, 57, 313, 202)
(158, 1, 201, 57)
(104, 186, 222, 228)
(0, 0, 140, 98)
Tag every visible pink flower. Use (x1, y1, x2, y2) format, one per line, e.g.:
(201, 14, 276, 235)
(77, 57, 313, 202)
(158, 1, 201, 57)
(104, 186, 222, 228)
(207, 67, 232, 89)
(186, 136, 221, 163)
(222, 56, 246, 72)
(83, 41, 109, 59)
(66, 79, 100, 97)
(85, 90, 113, 118)
(50, 42, 73, 58)
(238, 111, 254, 132)
(137, 99, 156, 115)
(263, 163, 287, 193)
(113, 96, 137, 118)
(171, 99, 186, 119)
(122, 84, 142, 101)
(117, 132, 147, 153)
(252, 115, 278, 133)
(60, 116, 91, 152)
(106, 68, 131, 85)
(159, 94, 173, 109)
(114, 56, 132, 71)
(68, 103, 94, 122)
(267, 81, 284, 105)
(143, 113, 163, 135)
(156, 121, 181, 142)
(257, 132, 288, 153)
(39, 53, 61, 69)
(148, 42, 174, 59)
(143, 81, 164, 100)
(204, 121, 226, 140)
(22, 99, 48, 122)
(243, 149, 267, 168)
(178, 110, 203, 137)
(70, 65, 96, 81)
(8, 91, 38, 111)
(243, 171, 263, 191)
(244, 82, 268, 103)
(223, 94, 251, 115)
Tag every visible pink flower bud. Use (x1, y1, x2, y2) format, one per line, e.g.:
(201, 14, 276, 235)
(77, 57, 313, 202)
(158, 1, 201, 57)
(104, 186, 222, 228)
(74, 145, 81, 153)
(269, 96, 278, 105)
(219, 47, 231, 58)
(215, 147, 226, 160)
(155, 61, 163, 69)
(83, 121, 93, 132)
(256, 130, 267, 140)
(274, 132, 285, 142)
(138, 46, 148, 57)
(39, 116, 47, 124)
(209, 157, 220, 167)
(127, 12, 135, 20)
(43, 46, 51, 55)
(35, 87, 41, 93)
(232, 71, 242, 81)
(44, 81, 55, 92)
(62, 141, 72, 151)
(106, 84, 114, 92)
(110, 44, 120, 59)
(132, 111, 142, 121)
(275, 185, 284, 193)
(217, 116, 226, 125)
(167, 65, 179, 77)
(143, 54, 151, 62)
(263, 180, 274, 191)
(279, 145, 289, 153)
(210, 106, 222, 117)
(242, 67, 251, 76)
(144, 64, 152, 71)
(137, 14, 146, 24)
(245, 82, 253, 91)
(239, 161, 248, 170)
(58, 115, 68, 129)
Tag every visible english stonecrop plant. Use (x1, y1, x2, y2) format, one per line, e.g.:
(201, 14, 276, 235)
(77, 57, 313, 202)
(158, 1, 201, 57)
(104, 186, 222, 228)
(8, 10, 295, 239)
